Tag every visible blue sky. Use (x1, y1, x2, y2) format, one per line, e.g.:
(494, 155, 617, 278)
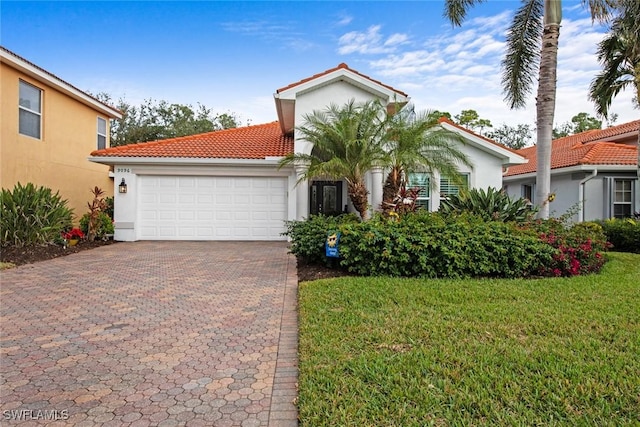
(2, 1, 636, 130)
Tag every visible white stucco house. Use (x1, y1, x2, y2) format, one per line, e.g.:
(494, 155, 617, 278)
(90, 63, 526, 241)
(503, 120, 639, 221)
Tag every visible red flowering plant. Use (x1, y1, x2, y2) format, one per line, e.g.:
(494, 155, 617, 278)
(534, 220, 609, 277)
(62, 228, 85, 241)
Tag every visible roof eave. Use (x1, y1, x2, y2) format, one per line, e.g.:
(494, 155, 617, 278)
(503, 163, 636, 180)
(439, 122, 527, 165)
(1, 48, 122, 119)
(88, 156, 289, 167)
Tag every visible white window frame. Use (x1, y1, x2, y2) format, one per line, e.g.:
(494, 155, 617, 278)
(97, 117, 107, 150)
(613, 179, 634, 219)
(522, 183, 535, 204)
(407, 173, 430, 210)
(440, 173, 470, 198)
(19, 80, 42, 139)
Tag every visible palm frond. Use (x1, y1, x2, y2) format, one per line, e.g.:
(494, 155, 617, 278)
(443, 0, 487, 27)
(501, 0, 544, 109)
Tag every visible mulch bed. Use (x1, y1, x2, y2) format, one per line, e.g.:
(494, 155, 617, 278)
(1, 240, 117, 267)
(1, 240, 347, 283)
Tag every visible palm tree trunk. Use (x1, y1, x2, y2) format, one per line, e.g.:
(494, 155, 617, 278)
(535, 19, 561, 219)
(382, 167, 402, 212)
(348, 180, 370, 220)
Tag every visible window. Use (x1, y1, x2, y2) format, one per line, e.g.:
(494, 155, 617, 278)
(613, 179, 633, 218)
(440, 174, 469, 197)
(97, 117, 107, 150)
(407, 173, 430, 209)
(522, 184, 534, 204)
(19, 80, 42, 139)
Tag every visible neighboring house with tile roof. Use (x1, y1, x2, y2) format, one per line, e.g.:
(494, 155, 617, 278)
(1, 46, 122, 216)
(503, 120, 639, 221)
(90, 63, 526, 242)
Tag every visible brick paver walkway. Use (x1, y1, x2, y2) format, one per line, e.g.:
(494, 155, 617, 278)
(0, 241, 298, 426)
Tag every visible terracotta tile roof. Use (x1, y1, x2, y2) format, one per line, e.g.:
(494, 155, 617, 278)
(1, 46, 122, 116)
(437, 117, 521, 155)
(276, 63, 409, 97)
(505, 120, 639, 176)
(90, 122, 294, 159)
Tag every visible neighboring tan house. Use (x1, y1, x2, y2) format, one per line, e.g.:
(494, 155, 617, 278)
(503, 120, 639, 221)
(0, 46, 122, 218)
(90, 63, 525, 242)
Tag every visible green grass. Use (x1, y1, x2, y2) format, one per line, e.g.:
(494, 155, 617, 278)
(298, 252, 640, 426)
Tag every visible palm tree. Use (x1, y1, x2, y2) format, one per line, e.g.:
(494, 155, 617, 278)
(589, 0, 640, 178)
(444, 0, 612, 218)
(381, 106, 472, 211)
(278, 99, 387, 220)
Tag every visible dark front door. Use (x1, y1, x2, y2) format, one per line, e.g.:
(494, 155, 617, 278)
(310, 181, 343, 216)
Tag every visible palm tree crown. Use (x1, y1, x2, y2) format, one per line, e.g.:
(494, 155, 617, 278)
(278, 100, 387, 220)
(444, 0, 612, 219)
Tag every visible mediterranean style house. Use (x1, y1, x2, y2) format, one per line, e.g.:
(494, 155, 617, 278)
(91, 63, 525, 241)
(503, 120, 639, 221)
(0, 46, 121, 217)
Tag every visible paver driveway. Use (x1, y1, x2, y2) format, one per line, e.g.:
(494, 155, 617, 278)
(0, 241, 298, 426)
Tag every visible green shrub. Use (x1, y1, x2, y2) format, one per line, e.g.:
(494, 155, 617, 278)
(104, 196, 114, 219)
(0, 182, 73, 247)
(439, 186, 537, 222)
(79, 212, 114, 240)
(596, 218, 640, 253)
(338, 212, 554, 278)
(531, 219, 609, 276)
(282, 214, 360, 265)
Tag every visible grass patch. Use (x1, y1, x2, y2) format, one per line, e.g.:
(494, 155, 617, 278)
(0, 262, 16, 270)
(298, 252, 640, 426)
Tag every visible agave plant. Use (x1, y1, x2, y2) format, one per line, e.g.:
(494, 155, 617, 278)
(439, 187, 537, 223)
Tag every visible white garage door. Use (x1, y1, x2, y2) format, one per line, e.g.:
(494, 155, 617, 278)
(138, 176, 288, 240)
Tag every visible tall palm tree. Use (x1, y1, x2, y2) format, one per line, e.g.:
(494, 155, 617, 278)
(381, 106, 472, 211)
(589, 0, 640, 178)
(444, 0, 612, 218)
(278, 100, 387, 220)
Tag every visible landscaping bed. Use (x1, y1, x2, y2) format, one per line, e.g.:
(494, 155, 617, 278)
(1, 240, 117, 267)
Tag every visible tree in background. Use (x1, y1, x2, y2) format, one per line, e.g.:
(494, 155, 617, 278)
(553, 112, 602, 138)
(454, 109, 493, 135)
(427, 110, 453, 122)
(589, 0, 640, 178)
(444, 0, 612, 219)
(487, 124, 533, 150)
(93, 94, 242, 147)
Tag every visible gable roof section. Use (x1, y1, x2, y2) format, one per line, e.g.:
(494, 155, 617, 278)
(90, 122, 293, 160)
(276, 63, 408, 97)
(437, 118, 527, 166)
(1, 46, 122, 119)
(504, 120, 639, 177)
(274, 63, 410, 135)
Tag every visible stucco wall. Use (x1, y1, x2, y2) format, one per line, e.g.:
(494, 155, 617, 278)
(1, 63, 113, 221)
(293, 81, 379, 155)
(504, 170, 639, 221)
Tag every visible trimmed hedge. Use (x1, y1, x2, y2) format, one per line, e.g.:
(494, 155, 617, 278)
(596, 218, 640, 253)
(285, 211, 609, 279)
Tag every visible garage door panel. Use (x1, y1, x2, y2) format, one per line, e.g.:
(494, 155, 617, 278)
(139, 176, 287, 240)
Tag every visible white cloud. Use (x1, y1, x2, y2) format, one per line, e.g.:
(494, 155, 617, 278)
(336, 13, 353, 27)
(333, 8, 638, 130)
(338, 25, 409, 55)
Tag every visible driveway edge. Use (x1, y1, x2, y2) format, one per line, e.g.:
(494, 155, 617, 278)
(268, 252, 299, 426)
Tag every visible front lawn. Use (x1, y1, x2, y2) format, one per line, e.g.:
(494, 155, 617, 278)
(298, 252, 640, 426)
